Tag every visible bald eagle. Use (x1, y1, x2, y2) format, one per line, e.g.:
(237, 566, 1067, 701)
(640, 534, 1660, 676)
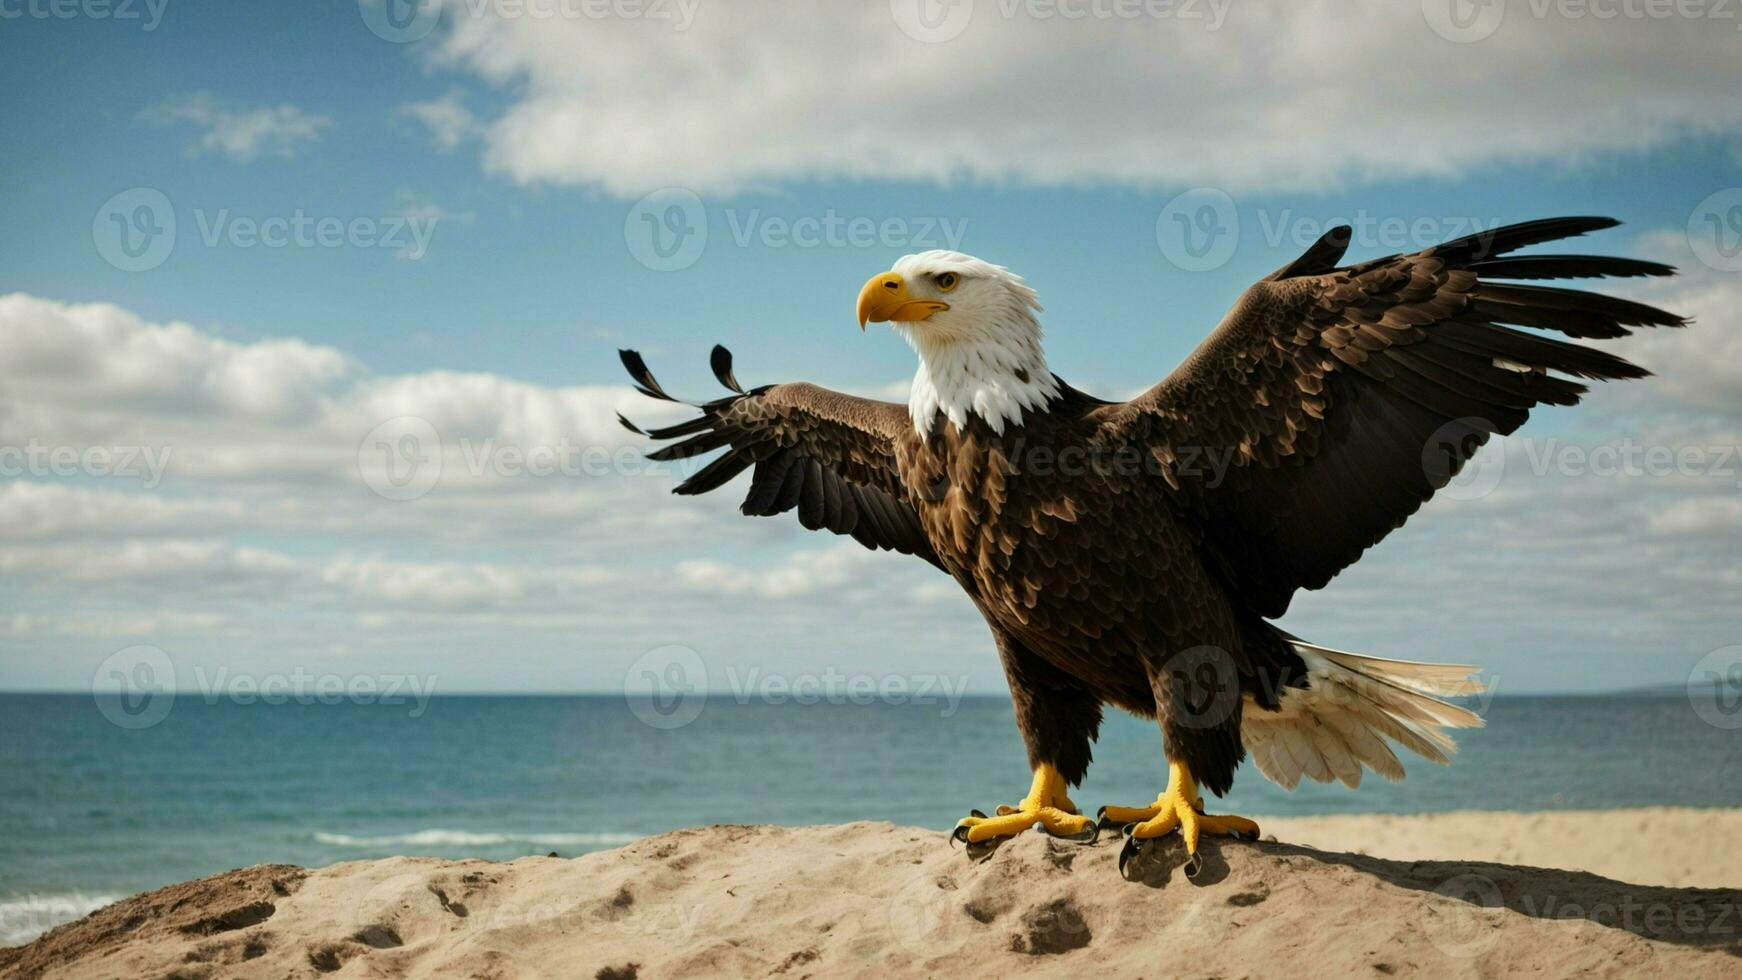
(619, 217, 1682, 875)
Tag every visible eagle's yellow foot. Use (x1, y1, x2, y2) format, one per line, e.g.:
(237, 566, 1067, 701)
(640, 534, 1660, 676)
(1100, 760, 1260, 879)
(951, 764, 1098, 852)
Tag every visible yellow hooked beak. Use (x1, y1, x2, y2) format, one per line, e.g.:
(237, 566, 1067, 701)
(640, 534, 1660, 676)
(856, 272, 949, 329)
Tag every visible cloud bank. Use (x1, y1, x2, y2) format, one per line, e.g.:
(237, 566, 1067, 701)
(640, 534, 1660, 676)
(406, 1, 1742, 196)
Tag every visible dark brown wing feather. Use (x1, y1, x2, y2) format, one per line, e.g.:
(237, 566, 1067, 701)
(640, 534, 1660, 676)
(620, 347, 941, 567)
(1095, 216, 1685, 618)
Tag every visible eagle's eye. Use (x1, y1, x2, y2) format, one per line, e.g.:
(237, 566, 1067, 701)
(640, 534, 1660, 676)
(934, 272, 958, 292)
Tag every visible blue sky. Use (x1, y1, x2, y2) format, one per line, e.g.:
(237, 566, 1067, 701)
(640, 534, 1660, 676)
(2, 1, 1741, 697)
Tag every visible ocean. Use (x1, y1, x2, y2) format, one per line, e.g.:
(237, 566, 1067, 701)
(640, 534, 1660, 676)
(3, 691, 1739, 945)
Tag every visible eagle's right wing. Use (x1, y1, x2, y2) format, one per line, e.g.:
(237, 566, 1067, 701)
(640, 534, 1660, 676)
(1093, 217, 1684, 618)
(619, 347, 941, 567)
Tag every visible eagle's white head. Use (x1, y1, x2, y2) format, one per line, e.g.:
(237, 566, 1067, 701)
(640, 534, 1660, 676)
(856, 250, 1059, 438)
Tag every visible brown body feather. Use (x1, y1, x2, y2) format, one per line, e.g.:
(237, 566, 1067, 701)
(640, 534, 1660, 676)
(896, 393, 1302, 791)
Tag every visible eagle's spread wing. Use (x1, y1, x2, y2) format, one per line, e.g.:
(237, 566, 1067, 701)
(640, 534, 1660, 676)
(618, 347, 940, 567)
(1095, 216, 1684, 618)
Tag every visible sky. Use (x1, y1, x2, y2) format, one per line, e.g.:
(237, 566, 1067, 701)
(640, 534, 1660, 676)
(1, 0, 1740, 699)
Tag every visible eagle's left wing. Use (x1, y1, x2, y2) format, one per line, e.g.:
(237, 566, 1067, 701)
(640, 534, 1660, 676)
(618, 347, 940, 567)
(1092, 216, 1684, 619)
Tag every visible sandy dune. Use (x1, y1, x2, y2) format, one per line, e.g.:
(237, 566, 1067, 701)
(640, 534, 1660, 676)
(4, 809, 1740, 979)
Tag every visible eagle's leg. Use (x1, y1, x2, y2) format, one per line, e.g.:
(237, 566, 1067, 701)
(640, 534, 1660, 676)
(951, 632, 1102, 850)
(951, 763, 1096, 844)
(1101, 759, 1259, 877)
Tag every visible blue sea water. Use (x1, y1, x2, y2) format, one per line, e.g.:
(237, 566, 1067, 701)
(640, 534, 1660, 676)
(2, 691, 1740, 944)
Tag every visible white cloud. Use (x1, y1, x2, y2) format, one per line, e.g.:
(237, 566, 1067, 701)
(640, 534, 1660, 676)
(398, 90, 481, 152)
(1650, 497, 1742, 535)
(389, 189, 472, 226)
(0, 293, 355, 423)
(0, 539, 298, 584)
(143, 93, 333, 162)
(12, 610, 233, 639)
(415, 2, 1742, 196)
(320, 556, 527, 609)
(677, 544, 903, 599)
(0, 482, 244, 539)
(0, 293, 687, 492)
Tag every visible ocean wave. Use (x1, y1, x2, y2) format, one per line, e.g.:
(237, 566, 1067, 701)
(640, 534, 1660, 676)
(311, 829, 642, 848)
(1, 892, 121, 947)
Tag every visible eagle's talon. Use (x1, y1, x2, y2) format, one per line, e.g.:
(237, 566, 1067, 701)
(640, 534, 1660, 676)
(1095, 807, 1133, 836)
(1110, 759, 1259, 874)
(963, 838, 1000, 862)
(1117, 834, 1146, 879)
(952, 764, 1091, 848)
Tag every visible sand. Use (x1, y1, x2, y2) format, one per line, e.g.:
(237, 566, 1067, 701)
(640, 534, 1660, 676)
(4, 808, 1739, 979)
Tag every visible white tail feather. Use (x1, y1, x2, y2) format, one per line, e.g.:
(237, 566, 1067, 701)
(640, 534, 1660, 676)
(1242, 641, 1485, 791)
